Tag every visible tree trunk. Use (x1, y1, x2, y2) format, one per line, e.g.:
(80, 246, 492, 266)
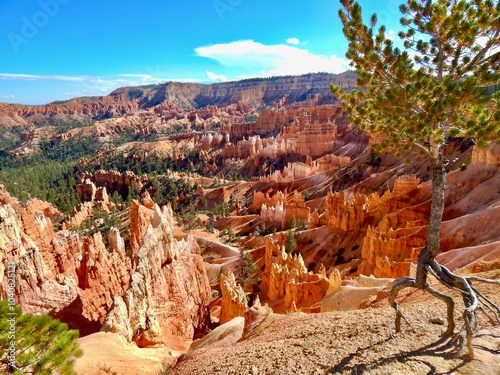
(415, 150, 445, 288)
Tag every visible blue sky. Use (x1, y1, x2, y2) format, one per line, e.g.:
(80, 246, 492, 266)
(0, 0, 402, 105)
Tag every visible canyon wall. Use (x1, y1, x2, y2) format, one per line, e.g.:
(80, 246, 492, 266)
(0, 73, 357, 128)
(102, 205, 212, 349)
(0, 186, 212, 346)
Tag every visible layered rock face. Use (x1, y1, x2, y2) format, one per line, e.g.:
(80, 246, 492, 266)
(0, 73, 357, 129)
(1, 182, 214, 346)
(0, 200, 79, 315)
(0, 94, 140, 128)
(102, 205, 212, 349)
(321, 175, 430, 278)
(221, 105, 352, 162)
(77, 233, 131, 323)
(319, 144, 500, 279)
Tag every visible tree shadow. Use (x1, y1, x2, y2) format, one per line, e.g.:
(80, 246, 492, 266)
(327, 334, 472, 375)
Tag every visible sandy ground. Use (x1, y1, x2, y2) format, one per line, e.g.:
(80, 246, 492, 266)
(74, 332, 175, 375)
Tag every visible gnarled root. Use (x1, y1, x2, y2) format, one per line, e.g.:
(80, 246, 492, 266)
(388, 259, 500, 360)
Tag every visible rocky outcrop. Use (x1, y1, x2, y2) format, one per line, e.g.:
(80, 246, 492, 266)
(64, 202, 94, 230)
(19, 199, 60, 256)
(129, 200, 154, 263)
(249, 191, 286, 214)
(102, 205, 212, 349)
(0, 188, 131, 335)
(223, 103, 350, 141)
(261, 238, 331, 311)
(260, 190, 310, 230)
(472, 142, 500, 166)
(219, 270, 247, 325)
(359, 225, 426, 278)
(0, 202, 79, 316)
(77, 232, 131, 324)
(77, 171, 148, 201)
(221, 105, 355, 168)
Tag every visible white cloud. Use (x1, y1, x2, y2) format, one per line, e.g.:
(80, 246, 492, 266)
(0, 72, 202, 101)
(195, 40, 350, 77)
(0, 73, 88, 81)
(205, 71, 227, 82)
(287, 37, 300, 45)
(0, 94, 15, 99)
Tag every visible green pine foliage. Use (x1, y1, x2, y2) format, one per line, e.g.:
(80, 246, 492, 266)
(0, 136, 100, 213)
(285, 230, 297, 254)
(331, 0, 499, 265)
(331, 0, 499, 156)
(237, 251, 258, 287)
(0, 160, 80, 213)
(0, 301, 83, 374)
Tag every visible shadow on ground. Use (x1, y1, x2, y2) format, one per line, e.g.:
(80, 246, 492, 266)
(326, 334, 475, 375)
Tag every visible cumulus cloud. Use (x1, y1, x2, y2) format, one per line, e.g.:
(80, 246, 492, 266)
(286, 37, 300, 45)
(205, 71, 227, 82)
(195, 40, 350, 77)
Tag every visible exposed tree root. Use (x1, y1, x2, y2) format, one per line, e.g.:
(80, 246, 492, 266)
(388, 256, 500, 360)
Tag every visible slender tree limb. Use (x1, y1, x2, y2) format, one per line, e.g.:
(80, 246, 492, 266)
(466, 276, 500, 285)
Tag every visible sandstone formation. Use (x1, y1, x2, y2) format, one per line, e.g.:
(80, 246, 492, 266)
(322, 175, 431, 278)
(0, 201, 79, 316)
(129, 199, 154, 262)
(77, 170, 148, 202)
(321, 274, 394, 312)
(0, 73, 357, 131)
(19, 199, 60, 255)
(260, 190, 310, 230)
(77, 232, 131, 324)
(0, 188, 129, 334)
(220, 105, 359, 172)
(261, 238, 331, 311)
(102, 205, 212, 349)
(219, 270, 247, 325)
(472, 142, 500, 166)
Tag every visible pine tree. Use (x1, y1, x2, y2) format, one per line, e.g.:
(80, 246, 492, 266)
(0, 301, 83, 374)
(285, 230, 297, 254)
(331, 0, 500, 358)
(237, 251, 258, 287)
